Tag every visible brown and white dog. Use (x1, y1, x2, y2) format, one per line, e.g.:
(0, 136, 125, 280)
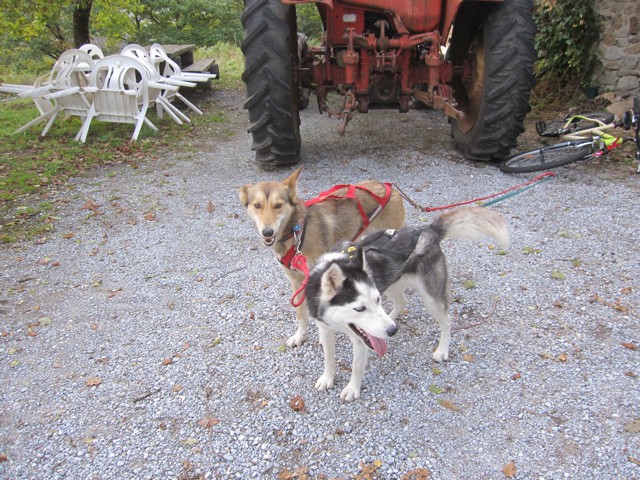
(240, 167, 405, 347)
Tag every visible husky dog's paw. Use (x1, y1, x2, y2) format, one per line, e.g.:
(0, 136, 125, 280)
(315, 374, 334, 391)
(286, 333, 307, 348)
(432, 348, 449, 363)
(340, 385, 361, 402)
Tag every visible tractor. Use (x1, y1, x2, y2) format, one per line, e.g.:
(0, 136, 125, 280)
(241, 0, 536, 167)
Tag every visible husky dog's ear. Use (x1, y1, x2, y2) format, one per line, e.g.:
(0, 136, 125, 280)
(320, 263, 346, 300)
(239, 184, 252, 206)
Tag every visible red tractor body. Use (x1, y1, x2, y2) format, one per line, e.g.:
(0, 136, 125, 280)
(241, 0, 536, 166)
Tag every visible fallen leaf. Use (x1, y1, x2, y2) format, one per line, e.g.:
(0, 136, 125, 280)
(512, 373, 522, 380)
(624, 371, 637, 378)
(277, 467, 309, 480)
(181, 437, 198, 446)
(624, 419, 640, 433)
(81, 198, 101, 214)
(429, 384, 445, 394)
(557, 353, 568, 362)
(622, 342, 638, 351)
(401, 468, 431, 480)
(621, 286, 632, 295)
(162, 357, 173, 365)
(86, 377, 102, 386)
(463, 354, 474, 362)
(63, 232, 75, 239)
(438, 399, 461, 412)
(197, 416, 220, 429)
(207, 201, 215, 213)
(9, 360, 20, 368)
(143, 212, 156, 221)
(173, 384, 183, 392)
(107, 288, 123, 298)
(502, 461, 517, 478)
(0, 454, 7, 463)
(289, 395, 305, 412)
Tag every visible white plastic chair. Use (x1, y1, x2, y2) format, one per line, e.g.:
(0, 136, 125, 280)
(15, 49, 95, 136)
(77, 55, 172, 142)
(121, 44, 196, 124)
(149, 43, 216, 116)
(0, 74, 54, 115)
(79, 43, 105, 61)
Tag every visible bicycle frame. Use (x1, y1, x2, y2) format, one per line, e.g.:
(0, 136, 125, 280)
(553, 112, 639, 169)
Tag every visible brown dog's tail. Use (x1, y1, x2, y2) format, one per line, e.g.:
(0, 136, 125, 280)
(434, 207, 509, 247)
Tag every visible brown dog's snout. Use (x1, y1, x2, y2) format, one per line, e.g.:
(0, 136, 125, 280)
(262, 227, 274, 238)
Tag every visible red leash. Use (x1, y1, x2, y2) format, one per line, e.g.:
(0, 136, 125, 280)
(290, 253, 309, 307)
(392, 172, 556, 212)
(285, 173, 555, 307)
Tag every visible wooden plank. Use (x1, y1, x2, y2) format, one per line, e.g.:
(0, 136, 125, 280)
(182, 58, 217, 74)
(181, 58, 219, 91)
(160, 44, 195, 57)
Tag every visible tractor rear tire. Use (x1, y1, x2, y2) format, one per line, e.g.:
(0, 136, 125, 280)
(241, 0, 301, 167)
(448, 0, 536, 162)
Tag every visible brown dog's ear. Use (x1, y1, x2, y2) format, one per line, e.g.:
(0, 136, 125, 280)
(282, 166, 303, 204)
(282, 166, 303, 189)
(320, 263, 346, 300)
(239, 184, 251, 206)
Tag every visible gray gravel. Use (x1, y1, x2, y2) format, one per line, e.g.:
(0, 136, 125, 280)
(1, 89, 639, 480)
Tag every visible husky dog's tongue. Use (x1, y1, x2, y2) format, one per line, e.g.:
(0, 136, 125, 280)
(367, 334, 388, 357)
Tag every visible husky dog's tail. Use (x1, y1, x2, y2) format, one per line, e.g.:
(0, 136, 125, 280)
(433, 207, 509, 246)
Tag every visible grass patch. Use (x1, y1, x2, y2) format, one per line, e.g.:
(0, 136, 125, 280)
(0, 45, 244, 243)
(196, 43, 244, 90)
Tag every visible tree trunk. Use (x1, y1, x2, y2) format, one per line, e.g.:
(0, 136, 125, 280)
(73, 1, 94, 48)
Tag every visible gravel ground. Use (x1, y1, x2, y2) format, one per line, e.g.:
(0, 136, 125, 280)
(1, 89, 639, 480)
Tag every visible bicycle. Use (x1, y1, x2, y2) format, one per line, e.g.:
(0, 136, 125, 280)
(499, 97, 640, 173)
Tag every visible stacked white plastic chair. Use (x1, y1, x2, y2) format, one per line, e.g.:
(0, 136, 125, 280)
(77, 55, 163, 142)
(148, 43, 216, 117)
(79, 43, 105, 61)
(15, 49, 95, 136)
(0, 74, 55, 115)
(120, 44, 195, 125)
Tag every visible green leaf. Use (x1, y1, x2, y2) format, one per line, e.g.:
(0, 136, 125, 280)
(429, 384, 445, 394)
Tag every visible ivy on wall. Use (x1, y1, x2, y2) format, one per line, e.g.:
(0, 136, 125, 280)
(534, 0, 602, 87)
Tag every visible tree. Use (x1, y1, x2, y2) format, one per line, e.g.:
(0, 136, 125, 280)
(73, 1, 94, 48)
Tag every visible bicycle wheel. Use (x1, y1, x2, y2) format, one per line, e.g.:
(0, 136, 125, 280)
(537, 112, 615, 137)
(499, 141, 595, 173)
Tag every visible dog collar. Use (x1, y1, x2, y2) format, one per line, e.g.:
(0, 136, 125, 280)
(279, 221, 305, 269)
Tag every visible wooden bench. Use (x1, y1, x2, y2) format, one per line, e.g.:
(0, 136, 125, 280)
(182, 58, 220, 90)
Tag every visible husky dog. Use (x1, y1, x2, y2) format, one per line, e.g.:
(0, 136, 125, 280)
(240, 167, 405, 348)
(306, 207, 509, 401)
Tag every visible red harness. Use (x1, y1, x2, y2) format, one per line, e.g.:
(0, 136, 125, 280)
(281, 182, 394, 307)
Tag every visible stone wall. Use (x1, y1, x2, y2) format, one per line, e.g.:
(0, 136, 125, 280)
(595, 0, 640, 95)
